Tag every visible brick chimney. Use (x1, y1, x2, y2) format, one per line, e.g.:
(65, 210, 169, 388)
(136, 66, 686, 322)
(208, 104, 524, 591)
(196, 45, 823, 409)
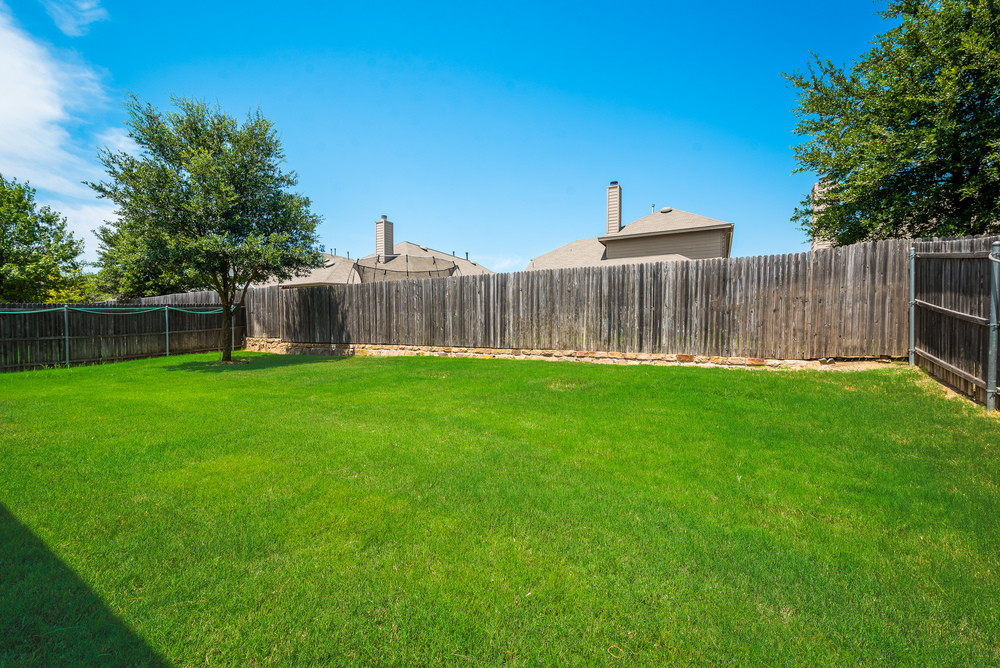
(376, 215, 394, 256)
(607, 181, 622, 235)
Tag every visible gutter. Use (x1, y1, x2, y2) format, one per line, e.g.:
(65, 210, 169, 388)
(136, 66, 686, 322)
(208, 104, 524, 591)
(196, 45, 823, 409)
(598, 222, 734, 245)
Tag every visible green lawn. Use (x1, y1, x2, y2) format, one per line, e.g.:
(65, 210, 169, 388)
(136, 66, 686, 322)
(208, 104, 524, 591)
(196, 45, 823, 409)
(1, 353, 998, 667)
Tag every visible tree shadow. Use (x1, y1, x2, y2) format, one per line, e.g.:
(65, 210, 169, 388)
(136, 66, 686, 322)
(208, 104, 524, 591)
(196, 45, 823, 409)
(163, 352, 354, 374)
(0, 504, 171, 667)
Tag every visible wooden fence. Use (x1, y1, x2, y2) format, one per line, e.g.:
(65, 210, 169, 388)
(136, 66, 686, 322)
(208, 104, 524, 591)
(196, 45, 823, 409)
(9, 235, 994, 396)
(912, 236, 1000, 405)
(246, 238, 916, 360)
(0, 302, 246, 372)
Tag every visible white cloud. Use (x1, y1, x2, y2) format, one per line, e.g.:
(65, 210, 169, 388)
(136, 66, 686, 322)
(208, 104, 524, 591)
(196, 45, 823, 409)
(44, 199, 117, 264)
(40, 0, 107, 36)
(0, 3, 117, 261)
(94, 126, 138, 156)
(0, 6, 106, 196)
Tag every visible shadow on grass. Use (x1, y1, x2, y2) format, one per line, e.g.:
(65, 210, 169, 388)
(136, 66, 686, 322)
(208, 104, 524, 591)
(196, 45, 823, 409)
(163, 352, 353, 374)
(0, 504, 171, 667)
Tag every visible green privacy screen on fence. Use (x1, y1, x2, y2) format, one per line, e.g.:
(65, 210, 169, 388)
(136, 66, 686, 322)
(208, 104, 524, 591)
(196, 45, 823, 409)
(0, 304, 246, 372)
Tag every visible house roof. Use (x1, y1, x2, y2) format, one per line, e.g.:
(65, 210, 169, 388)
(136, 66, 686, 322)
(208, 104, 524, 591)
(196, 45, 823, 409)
(257, 253, 358, 288)
(599, 207, 733, 243)
(257, 240, 496, 288)
(525, 237, 687, 271)
(361, 241, 494, 276)
(259, 241, 494, 289)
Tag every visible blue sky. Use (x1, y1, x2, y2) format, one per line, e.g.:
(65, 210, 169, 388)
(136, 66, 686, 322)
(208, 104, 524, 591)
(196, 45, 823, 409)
(1, 0, 890, 270)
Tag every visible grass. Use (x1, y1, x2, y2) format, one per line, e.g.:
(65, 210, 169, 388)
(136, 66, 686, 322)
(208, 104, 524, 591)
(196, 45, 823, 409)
(1, 352, 998, 667)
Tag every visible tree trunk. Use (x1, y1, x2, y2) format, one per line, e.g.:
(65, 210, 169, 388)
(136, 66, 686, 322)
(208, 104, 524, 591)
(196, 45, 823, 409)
(221, 301, 233, 361)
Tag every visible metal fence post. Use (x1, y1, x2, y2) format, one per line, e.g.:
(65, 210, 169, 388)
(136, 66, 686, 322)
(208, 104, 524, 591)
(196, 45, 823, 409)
(165, 306, 170, 357)
(988, 242, 999, 411)
(63, 304, 70, 368)
(909, 247, 916, 366)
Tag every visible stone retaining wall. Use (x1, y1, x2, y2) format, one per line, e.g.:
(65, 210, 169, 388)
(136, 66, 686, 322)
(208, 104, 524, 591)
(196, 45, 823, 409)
(244, 337, 815, 368)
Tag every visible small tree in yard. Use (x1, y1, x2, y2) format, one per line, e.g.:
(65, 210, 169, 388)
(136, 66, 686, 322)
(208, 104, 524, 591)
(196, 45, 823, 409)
(89, 94, 323, 361)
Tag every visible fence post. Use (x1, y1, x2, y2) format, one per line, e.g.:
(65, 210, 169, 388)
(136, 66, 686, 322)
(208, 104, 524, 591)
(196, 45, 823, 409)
(63, 304, 70, 368)
(909, 247, 916, 367)
(165, 306, 170, 357)
(988, 242, 999, 412)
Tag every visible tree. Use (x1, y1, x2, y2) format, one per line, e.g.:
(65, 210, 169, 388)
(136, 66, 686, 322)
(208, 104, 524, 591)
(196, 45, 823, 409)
(0, 174, 83, 303)
(89, 95, 324, 361)
(94, 222, 206, 298)
(786, 0, 1000, 245)
(45, 271, 108, 304)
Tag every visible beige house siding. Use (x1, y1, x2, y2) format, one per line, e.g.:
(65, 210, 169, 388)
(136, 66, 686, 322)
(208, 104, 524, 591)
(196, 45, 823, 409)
(605, 228, 729, 261)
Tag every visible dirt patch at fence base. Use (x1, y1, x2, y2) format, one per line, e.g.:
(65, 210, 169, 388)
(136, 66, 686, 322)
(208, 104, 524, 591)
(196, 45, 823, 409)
(244, 337, 906, 372)
(769, 359, 904, 372)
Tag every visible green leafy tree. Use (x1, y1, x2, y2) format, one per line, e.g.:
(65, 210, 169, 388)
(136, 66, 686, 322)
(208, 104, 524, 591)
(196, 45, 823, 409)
(0, 174, 83, 303)
(94, 222, 204, 298)
(786, 0, 1000, 245)
(45, 271, 108, 304)
(89, 94, 324, 360)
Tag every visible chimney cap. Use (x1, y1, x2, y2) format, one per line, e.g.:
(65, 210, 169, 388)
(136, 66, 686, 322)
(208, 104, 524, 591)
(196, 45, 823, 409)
(380, 214, 387, 221)
(609, 181, 618, 186)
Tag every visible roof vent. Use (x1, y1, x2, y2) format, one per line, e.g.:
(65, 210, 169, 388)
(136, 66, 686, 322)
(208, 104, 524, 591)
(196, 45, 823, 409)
(660, 207, 673, 213)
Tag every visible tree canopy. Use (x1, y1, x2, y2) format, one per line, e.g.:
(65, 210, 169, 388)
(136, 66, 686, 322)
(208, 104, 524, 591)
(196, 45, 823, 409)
(44, 271, 108, 304)
(786, 0, 1000, 245)
(89, 94, 323, 359)
(0, 174, 83, 303)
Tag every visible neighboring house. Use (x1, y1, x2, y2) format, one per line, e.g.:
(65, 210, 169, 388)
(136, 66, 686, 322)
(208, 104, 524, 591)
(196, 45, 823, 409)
(526, 181, 734, 271)
(357, 240, 493, 282)
(259, 252, 358, 288)
(355, 215, 493, 282)
(261, 215, 493, 287)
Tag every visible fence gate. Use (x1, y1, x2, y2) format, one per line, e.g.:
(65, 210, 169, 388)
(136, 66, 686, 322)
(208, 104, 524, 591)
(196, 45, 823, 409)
(910, 241, 1000, 409)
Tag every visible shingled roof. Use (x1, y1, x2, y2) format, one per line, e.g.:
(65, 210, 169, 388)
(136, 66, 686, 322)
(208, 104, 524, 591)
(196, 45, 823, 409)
(257, 253, 358, 288)
(361, 241, 494, 276)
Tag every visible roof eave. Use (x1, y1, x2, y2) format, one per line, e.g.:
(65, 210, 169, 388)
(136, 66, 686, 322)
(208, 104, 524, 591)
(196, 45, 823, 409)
(598, 222, 734, 244)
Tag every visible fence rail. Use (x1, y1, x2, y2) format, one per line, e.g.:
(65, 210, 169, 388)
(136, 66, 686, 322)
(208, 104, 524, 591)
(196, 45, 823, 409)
(0, 303, 245, 372)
